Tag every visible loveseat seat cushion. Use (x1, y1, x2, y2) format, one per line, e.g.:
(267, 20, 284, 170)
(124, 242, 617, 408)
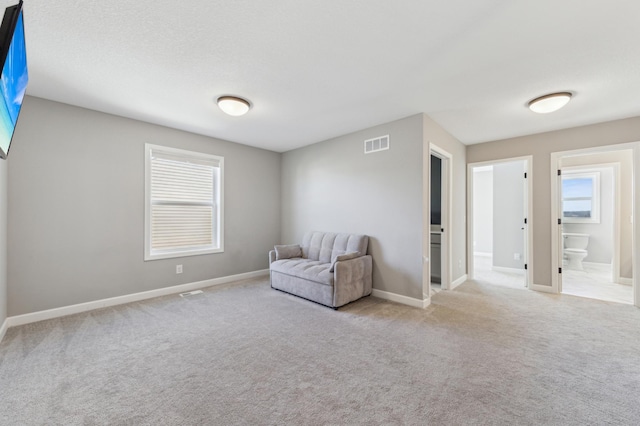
(270, 258, 334, 286)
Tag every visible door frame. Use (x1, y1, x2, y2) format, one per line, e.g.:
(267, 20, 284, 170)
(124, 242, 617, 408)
(429, 144, 452, 292)
(551, 142, 639, 307)
(467, 156, 534, 287)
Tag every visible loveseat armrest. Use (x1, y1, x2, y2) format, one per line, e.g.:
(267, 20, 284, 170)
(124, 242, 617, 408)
(269, 250, 276, 265)
(333, 254, 373, 307)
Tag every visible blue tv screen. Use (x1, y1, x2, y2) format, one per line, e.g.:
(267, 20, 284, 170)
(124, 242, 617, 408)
(0, 4, 27, 159)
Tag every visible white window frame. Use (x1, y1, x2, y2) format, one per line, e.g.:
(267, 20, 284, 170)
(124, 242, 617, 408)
(144, 144, 224, 261)
(561, 170, 600, 224)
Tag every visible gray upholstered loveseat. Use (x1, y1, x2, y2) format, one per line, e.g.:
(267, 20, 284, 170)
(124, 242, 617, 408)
(269, 231, 373, 308)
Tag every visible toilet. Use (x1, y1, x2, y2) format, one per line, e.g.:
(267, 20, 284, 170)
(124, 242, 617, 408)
(563, 233, 589, 270)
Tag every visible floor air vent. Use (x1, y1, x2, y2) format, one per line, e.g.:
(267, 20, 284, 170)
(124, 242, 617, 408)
(364, 135, 389, 154)
(180, 290, 204, 298)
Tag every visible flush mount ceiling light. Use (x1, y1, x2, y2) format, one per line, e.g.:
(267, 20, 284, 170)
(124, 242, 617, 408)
(528, 92, 572, 114)
(217, 96, 251, 116)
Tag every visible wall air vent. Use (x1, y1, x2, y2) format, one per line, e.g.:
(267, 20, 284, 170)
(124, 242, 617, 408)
(364, 135, 389, 154)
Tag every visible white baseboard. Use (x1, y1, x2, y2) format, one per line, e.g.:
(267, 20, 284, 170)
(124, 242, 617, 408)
(618, 277, 633, 285)
(530, 283, 557, 294)
(0, 318, 7, 343)
(6, 269, 269, 329)
(372, 288, 430, 309)
(582, 261, 610, 267)
(450, 274, 468, 290)
(491, 266, 525, 275)
(474, 252, 492, 258)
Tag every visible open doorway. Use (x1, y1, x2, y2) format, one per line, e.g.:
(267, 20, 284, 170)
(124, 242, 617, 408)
(467, 157, 532, 289)
(429, 145, 451, 296)
(554, 148, 635, 304)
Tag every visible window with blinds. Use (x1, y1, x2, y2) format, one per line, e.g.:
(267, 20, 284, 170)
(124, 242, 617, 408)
(144, 144, 224, 260)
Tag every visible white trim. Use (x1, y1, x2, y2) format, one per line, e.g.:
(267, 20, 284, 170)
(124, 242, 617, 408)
(467, 165, 474, 279)
(372, 289, 431, 309)
(618, 277, 633, 286)
(0, 318, 8, 343)
(6, 269, 268, 328)
(551, 152, 562, 293)
(450, 274, 467, 290)
(525, 158, 534, 289)
(581, 261, 612, 267)
(530, 283, 557, 294)
(635, 146, 640, 307)
(491, 266, 525, 275)
(474, 165, 493, 172)
(613, 164, 621, 285)
(474, 252, 492, 257)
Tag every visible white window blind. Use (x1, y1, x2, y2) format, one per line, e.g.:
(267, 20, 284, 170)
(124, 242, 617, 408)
(145, 144, 224, 260)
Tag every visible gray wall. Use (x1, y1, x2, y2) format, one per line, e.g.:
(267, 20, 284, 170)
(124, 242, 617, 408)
(473, 168, 493, 254)
(0, 157, 6, 326)
(7, 96, 281, 316)
(562, 151, 633, 277)
(492, 161, 525, 270)
(467, 116, 640, 286)
(281, 114, 425, 300)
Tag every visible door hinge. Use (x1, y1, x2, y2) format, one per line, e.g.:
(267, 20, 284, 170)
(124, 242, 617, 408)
(558, 218, 562, 225)
(524, 264, 528, 270)
(524, 218, 527, 224)
(559, 267, 562, 274)
(524, 172, 527, 178)
(558, 169, 562, 176)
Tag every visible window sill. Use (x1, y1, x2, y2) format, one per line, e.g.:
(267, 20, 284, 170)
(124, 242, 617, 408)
(144, 247, 224, 261)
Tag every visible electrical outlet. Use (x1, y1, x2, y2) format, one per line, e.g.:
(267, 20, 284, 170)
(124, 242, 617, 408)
(176, 265, 183, 274)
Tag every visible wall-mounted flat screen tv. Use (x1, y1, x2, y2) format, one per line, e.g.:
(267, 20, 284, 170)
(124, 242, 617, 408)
(0, 0, 27, 160)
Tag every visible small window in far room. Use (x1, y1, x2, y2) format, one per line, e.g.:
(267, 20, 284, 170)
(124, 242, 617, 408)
(144, 144, 224, 261)
(562, 171, 600, 224)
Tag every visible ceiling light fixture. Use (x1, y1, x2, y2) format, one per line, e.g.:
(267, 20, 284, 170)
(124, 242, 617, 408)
(528, 92, 572, 114)
(217, 96, 251, 116)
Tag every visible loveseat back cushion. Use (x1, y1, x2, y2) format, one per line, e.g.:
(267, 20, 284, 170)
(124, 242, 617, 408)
(301, 231, 369, 263)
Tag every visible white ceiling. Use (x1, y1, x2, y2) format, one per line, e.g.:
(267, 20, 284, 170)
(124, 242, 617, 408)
(14, 0, 640, 152)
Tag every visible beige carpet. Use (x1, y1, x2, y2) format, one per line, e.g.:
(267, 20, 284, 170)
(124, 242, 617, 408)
(1, 277, 639, 425)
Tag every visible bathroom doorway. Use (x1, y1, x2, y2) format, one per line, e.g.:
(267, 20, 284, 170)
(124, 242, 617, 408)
(429, 144, 451, 296)
(554, 148, 635, 305)
(467, 156, 533, 289)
